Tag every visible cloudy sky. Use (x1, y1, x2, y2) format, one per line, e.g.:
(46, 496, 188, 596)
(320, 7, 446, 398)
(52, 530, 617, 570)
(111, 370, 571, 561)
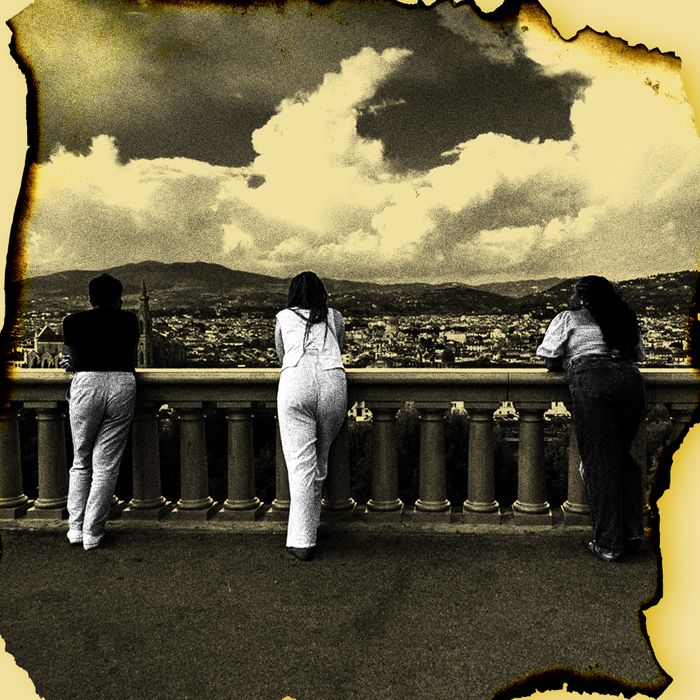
(11, 0, 700, 283)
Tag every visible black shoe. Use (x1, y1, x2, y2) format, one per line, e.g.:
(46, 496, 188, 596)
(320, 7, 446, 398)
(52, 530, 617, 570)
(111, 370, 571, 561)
(286, 546, 315, 561)
(587, 540, 622, 562)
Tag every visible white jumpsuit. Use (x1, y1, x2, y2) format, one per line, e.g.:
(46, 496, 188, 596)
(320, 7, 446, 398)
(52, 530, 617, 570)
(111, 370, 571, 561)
(275, 307, 348, 548)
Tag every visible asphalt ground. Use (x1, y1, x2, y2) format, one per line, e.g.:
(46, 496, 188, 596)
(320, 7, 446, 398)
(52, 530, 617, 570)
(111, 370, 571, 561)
(0, 527, 667, 700)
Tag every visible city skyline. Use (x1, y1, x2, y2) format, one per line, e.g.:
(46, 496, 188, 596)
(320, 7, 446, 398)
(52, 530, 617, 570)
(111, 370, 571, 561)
(15, 300, 691, 371)
(11, 0, 700, 286)
(14, 262, 694, 370)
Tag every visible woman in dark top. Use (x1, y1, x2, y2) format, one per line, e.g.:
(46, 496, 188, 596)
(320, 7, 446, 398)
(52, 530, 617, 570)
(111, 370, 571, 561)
(62, 274, 139, 550)
(537, 276, 646, 561)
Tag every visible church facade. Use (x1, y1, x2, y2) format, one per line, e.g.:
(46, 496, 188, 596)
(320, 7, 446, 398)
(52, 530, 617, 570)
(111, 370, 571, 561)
(24, 326, 65, 368)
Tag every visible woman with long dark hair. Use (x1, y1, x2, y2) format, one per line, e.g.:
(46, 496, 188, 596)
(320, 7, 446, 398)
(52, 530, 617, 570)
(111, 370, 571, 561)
(537, 275, 646, 561)
(275, 271, 347, 561)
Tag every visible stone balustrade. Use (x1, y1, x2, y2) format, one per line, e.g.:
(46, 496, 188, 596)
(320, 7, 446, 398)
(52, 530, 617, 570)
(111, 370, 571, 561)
(1, 368, 697, 527)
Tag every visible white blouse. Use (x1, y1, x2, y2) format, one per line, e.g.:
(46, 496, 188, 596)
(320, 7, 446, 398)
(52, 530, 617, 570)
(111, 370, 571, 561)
(536, 308, 644, 368)
(275, 307, 345, 371)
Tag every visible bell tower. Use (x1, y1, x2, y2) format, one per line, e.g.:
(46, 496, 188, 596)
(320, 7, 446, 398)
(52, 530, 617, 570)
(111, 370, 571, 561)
(137, 282, 154, 367)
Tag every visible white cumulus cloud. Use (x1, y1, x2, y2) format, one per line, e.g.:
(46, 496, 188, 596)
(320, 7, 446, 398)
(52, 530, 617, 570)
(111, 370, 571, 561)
(25, 32, 700, 284)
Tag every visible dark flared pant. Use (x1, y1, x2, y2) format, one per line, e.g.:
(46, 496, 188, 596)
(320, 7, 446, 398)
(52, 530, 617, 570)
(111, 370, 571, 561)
(567, 357, 646, 555)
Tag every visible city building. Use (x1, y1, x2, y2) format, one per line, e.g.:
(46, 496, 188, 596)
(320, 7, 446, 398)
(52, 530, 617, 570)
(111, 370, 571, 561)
(24, 325, 66, 368)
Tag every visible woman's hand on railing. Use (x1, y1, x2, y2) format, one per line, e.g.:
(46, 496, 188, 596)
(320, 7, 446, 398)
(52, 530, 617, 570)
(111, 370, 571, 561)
(58, 354, 74, 371)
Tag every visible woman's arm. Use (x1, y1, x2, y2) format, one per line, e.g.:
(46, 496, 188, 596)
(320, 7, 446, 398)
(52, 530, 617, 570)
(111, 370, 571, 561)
(536, 311, 570, 372)
(333, 309, 345, 352)
(274, 319, 285, 364)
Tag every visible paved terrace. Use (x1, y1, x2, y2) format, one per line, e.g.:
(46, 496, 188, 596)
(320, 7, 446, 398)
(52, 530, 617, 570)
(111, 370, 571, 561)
(0, 521, 667, 700)
(2, 368, 694, 698)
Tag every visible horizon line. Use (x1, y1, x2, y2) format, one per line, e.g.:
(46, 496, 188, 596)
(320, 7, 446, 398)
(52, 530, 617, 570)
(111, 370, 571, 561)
(16, 259, 698, 289)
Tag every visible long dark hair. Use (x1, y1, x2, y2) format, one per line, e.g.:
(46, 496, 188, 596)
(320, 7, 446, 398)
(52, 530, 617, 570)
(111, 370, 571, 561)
(575, 275, 641, 358)
(286, 271, 329, 343)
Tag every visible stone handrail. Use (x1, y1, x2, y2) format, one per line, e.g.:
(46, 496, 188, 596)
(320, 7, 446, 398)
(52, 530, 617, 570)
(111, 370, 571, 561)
(1, 368, 697, 526)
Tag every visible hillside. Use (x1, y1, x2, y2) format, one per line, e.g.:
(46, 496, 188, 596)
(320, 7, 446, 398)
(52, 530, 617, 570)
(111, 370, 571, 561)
(517, 271, 698, 317)
(15, 262, 698, 318)
(473, 277, 563, 298)
(17, 261, 515, 316)
(19, 261, 285, 297)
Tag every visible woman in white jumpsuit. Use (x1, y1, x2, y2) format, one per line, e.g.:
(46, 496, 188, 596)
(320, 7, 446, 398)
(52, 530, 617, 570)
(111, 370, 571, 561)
(275, 272, 348, 561)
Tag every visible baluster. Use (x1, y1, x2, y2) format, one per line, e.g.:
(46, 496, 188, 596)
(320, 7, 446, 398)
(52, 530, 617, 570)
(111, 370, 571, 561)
(366, 405, 403, 521)
(512, 407, 551, 524)
(0, 405, 31, 518)
(322, 417, 355, 520)
(463, 408, 500, 524)
(630, 413, 650, 525)
(645, 402, 697, 517)
(268, 415, 290, 520)
(414, 406, 451, 521)
(218, 404, 263, 520)
(561, 423, 591, 525)
(26, 402, 68, 519)
(124, 402, 171, 519)
(171, 403, 218, 519)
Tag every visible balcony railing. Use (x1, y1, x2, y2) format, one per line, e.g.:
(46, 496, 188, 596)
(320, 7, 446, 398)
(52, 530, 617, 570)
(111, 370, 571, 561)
(1, 368, 698, 526)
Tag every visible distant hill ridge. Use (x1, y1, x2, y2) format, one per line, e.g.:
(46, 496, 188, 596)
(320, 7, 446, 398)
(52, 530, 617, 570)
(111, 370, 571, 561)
(472, 277, 564, 298)
(17, 261, 697, 317)
(17, 261, 571, 297)
(21, 261, 285, 297)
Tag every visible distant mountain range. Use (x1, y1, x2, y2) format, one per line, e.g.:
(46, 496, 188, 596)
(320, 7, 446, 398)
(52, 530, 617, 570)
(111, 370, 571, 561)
(472, 277, 564, 298)
(15, 261, 698, 317)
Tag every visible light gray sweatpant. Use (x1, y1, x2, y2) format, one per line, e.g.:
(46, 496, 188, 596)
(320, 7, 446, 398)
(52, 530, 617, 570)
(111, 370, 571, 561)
(67, 372, 136, 547)
(277, 354, 347, 548)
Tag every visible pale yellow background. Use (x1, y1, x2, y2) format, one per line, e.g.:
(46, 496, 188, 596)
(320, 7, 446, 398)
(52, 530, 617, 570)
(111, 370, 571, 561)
(1, 1, 698, 698)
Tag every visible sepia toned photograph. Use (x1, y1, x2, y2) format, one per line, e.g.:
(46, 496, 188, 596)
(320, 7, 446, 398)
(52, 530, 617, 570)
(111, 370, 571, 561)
(1, 1, 699, 698)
